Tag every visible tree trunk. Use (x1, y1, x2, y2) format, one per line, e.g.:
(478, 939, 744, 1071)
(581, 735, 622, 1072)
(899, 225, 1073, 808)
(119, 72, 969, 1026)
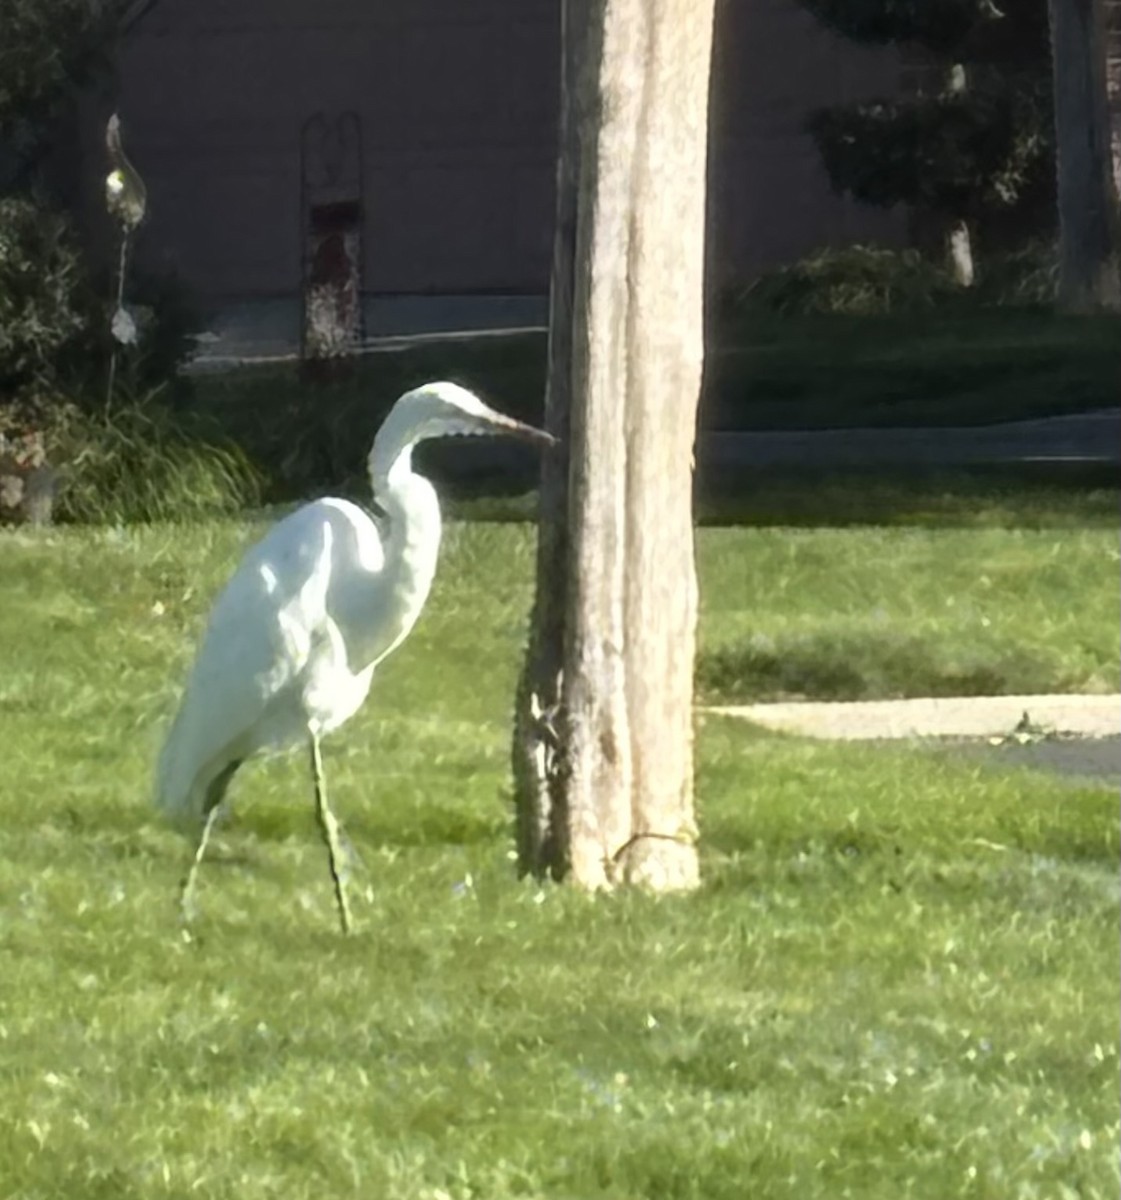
(944, 65, 976, 288)
(1105, 0, 1121, 195)
(513, 0, 713, 891)
(1049, 0, 1121, 310)
(946, 218, 975, 288)
(511, 0, 584, 879)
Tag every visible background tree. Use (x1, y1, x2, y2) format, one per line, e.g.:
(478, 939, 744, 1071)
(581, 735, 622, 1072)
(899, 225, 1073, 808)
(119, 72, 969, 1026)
(0, 0, 130, 410)
(1108, 0, 1121, 193)
(0, 0, 214, 528)
(0, 0, 126, 190)
(512, 0, 715, 890)
(1048, 0, 1121, 309)
(799, 0, 1053, 285)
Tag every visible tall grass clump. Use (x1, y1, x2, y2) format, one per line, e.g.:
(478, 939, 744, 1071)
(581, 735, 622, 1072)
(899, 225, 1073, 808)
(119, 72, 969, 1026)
(973, 239, 1059, 306)
(1, 150, 250, 524)
(51, 385, 263, 524)
(727, 241, 1064, 319)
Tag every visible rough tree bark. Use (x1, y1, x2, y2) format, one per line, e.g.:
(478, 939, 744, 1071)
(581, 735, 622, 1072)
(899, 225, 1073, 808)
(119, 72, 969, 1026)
(1105, 0, 1121, 194)
(945, 64, 976, 288)
(513, 0, 714, 890)
(1049, 0, 1121, 309)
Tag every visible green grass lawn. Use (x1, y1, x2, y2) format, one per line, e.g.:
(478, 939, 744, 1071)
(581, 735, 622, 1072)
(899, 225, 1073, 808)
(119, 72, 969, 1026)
(456, 475, 1120, 703)
(705, 309, 1121, 431)
(696, 521, 1119, 703)
(1, 500, 1118, 1198)
(189, 309, 1121, 503)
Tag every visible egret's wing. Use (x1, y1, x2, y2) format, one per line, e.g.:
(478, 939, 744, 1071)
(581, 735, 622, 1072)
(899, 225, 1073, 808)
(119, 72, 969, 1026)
(156, 506, 338, 822)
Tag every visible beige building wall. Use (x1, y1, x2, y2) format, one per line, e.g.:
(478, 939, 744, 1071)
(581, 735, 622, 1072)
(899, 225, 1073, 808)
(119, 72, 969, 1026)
(111, 0, 903, 300)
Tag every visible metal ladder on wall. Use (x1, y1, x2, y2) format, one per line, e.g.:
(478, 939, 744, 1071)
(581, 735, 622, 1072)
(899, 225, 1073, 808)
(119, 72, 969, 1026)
(299, 111, 366, 376)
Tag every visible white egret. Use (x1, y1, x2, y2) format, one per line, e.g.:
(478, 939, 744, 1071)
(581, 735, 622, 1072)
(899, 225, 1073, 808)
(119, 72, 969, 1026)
(155, 381, 554, 933)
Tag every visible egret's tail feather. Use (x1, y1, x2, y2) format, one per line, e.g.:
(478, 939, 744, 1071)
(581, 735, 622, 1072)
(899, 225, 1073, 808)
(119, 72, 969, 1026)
(204, 759, 243, 815)
(155, 706, 242, 832)
(154, 758, 206, 832)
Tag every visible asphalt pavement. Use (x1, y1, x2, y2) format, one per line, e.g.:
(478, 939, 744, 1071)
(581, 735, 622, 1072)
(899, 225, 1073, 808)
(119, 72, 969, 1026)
(697, 409, 1121, 468)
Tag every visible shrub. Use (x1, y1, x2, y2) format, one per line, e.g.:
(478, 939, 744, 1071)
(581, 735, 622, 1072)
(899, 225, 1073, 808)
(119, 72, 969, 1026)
(807, 82, 1050, 220)
(1, 195, 225, 525)
(102, 267, 207, 406)
(795, 0, 1053, 281)
(0, 195, 94, 398)
(728, 245, 962, 316)
(974, 240, 1058, 305)
(794, 0, 1049, 63)
(724, 240, 1063, 318)
(2, 381, 262, 527)
(50, 386, 264, 525)
(0, 425, 54, 525)
(133, 271, 206, 393)
(0, 0, 117, 123)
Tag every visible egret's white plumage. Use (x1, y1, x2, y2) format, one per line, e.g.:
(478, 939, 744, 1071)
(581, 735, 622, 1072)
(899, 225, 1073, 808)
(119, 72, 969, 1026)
(155, 380, 553, 931)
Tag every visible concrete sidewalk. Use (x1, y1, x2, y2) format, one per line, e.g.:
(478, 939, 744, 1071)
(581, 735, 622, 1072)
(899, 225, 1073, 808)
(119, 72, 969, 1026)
(703, 693, 1121, 740)
(704, 694, 1121, 783)
(186, 295, 548, 369)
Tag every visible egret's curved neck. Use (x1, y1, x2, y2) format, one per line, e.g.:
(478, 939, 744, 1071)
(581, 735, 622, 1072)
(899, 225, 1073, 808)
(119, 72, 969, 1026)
(365, 442, 442, 665)
(373, 447, 442, 552)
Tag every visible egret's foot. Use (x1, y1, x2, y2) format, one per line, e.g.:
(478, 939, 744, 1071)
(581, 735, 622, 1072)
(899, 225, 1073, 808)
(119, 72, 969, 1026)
(179, 892, 196, 925)
(178, 871, 200, 925)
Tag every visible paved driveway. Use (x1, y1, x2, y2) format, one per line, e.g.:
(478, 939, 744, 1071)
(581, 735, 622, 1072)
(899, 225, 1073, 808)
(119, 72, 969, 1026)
(698, 410, 1121, 468)
(964, 735, 1121, 785)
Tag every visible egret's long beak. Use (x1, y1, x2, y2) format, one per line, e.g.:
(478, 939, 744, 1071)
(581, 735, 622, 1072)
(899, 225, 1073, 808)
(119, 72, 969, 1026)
(490, 413, 558, 449)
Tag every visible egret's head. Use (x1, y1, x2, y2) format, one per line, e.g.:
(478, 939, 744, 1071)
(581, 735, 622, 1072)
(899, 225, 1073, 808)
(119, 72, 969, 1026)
(369, 380, 554, 483)
(395, 381, 553, 445)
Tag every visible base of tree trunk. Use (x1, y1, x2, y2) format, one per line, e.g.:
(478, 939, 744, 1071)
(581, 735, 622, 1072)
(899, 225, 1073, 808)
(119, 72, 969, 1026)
(607, 834, 700, 891)
(947, 219, 975, 287)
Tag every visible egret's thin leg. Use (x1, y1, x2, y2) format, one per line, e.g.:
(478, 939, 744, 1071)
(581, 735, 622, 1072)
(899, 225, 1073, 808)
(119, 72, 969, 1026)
(337, 825, 367, 884)
(180, 803, 222, 922)
(310, 734, 353, 934)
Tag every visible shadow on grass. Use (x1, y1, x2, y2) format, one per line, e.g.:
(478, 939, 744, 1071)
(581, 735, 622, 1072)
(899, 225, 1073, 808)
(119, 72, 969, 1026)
(703, 309, 1121, 431)
(246, 799, 506, 849)
(692, 464, 1121, 530)
(447, 464, 1120, 530)
(696, 629, 1070, 704)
